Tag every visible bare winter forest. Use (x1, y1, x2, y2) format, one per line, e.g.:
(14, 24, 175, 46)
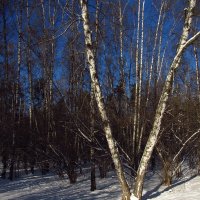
(0, 0, 200, 199)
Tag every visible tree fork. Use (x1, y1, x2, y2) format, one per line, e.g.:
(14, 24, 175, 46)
(133, 0, 199, 199)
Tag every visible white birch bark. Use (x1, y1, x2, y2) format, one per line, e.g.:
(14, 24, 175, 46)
(137, 0, 145, 155)
(94, 0, 99, 57)
(133, 0, 141, 169)
(156, 11, 165, 84)
(119, 0, 125, 89)
(80, 0, 130, 199)
(133, 1, 200, 199)
(146, 1, 164, 107)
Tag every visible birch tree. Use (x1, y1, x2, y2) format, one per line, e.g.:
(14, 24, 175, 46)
(133, 0, 200, 199)
(9, 0, 23, 181)
(26, 0, 33, 131)
(132, 0, 141, 170)
(194, 46, 200, 102)
(90, 0, 99, 191)
(80, 0, 130, 199)
(132, 0, 146, 171)
(80, 0, 200, 199)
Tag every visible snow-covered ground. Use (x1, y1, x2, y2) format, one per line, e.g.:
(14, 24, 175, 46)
(0, 168, 200, 200)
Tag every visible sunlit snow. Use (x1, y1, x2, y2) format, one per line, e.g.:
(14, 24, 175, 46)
(0, 168, 199, 200)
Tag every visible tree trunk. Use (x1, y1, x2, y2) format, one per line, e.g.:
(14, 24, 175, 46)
(194, 46, 200, 102)
(25, 2, 32, 129)
(1, 153, 7, 179)
(80, 0, 130, 199)
(132, 0, 141, 171)
(119, 0, 125, 90)
(90, 85, 96, 191)
(133, 1, 199, 199)
(163, 169, 172, 186)
(2, 0, 9, 84)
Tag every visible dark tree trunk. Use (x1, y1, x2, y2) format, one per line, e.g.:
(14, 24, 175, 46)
(1, 153, 7, 179)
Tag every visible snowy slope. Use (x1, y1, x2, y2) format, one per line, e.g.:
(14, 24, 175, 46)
(0, 169, 200, 199)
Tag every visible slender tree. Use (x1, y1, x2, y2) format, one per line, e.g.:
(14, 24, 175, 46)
(133, 0, 200, 199)
(80, 0, 130, 199)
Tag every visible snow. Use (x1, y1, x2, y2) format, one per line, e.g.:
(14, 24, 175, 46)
(130, 193, 139, 200)
(0, 169, 200, 199)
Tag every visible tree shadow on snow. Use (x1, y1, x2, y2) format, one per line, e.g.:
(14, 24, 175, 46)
(143, 174, 197, 200)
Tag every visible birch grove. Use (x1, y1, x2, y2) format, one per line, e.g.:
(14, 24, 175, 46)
(80, 0, 200, 199)
(0, 0, 200, 200)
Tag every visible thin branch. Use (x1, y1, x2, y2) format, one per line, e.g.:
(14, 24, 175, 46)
(173, 128, 200, 162)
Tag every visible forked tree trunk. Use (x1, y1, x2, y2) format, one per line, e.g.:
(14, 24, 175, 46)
(133, 1, 200, 199)
(80, 0, 130, 199)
